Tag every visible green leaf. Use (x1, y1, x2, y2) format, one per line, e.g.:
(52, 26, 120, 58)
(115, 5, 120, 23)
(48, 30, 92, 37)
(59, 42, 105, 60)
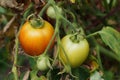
(50, 68, 61, 80)
(72, 66, 90, 80)
(104, 70, 114, 80)
(0, 6, 6, 14)
(29, 57, 37, 69)
(99, 27, 120, 57)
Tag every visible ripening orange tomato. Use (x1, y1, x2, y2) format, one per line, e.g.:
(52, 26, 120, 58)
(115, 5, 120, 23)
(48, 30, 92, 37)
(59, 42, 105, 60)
(18, 20, 54, 56)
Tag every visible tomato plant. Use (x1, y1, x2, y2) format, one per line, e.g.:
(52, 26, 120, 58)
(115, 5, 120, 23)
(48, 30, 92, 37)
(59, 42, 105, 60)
(46, 6, 62, 19)
(1, 0, 120, 80)
(18, 18, 54, 56)
(59, 34, 89, 68)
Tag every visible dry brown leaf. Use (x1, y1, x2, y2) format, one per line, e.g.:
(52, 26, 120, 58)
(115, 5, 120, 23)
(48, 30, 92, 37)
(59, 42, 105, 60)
(0, 0, 18, 8)
(23, 70, 30, 80)
(3, 14, 17, 33)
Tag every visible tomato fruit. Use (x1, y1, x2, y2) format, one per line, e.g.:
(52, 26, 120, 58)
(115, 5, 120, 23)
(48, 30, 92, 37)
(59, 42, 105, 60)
(37, 55, 50, 71)
(59, 34, 89, 68)
(46, 6, 62, 19)
(18, 19, 54, 56)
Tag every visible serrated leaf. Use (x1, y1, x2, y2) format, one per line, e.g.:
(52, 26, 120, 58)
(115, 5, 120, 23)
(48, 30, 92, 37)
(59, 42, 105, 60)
(99, 27, 120, 57)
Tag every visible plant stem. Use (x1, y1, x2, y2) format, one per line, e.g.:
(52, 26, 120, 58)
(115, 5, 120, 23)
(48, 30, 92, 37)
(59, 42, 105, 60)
(96, 45, 104, 71)
(87, 34, 104, 72)
(64, 9, 76, 22)
(98, 44, 120, 62)
(60, 15, 76, 31)
(39, 3, 50, 16)
(51, 20, 60, 66)
(43, 26, 57, 56)
(86, 31, 99, 38)
(39, 0, 55, 16)
(42, 0, 61, 56)
(12, 38, 19, 80)
(43, 14, 60, 55)
(102, 0, 110, 12)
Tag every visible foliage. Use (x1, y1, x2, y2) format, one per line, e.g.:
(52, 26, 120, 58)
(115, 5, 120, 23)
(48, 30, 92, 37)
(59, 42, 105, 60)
(0, 0, 120, 80)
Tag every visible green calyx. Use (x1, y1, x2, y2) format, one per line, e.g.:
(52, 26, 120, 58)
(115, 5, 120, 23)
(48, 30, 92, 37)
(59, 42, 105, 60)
(27, 14, 45, 28)
(70, 34, 85, 43)
(29, 18, 45, 28)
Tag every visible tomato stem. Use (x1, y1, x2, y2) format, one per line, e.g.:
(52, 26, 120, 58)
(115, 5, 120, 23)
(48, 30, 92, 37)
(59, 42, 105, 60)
(43, 4, 61, 55)
(12, 36, 19, 80)
(64, 9, 76, 22)
(86, 31, 99, 38)
(27, 14, 45, 28)
(95, 45, 104, 72)
(57, 34, 76, 78)
(60, 15, 76, 31)
(98, 44, 120, 62)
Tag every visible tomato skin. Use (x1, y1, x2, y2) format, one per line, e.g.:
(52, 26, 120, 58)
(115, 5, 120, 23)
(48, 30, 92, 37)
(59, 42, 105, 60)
(59, 34, 89, 68)
(46, 6, 62, 19)
(18, 20, 54, 56)
(37, 55, 49, 71)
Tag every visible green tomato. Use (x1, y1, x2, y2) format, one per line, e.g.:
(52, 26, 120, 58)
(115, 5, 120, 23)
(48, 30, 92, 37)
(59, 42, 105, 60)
(46, 6, 62, 19)
(59, 34, 89, 68)
(37, 55, 50, 71)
